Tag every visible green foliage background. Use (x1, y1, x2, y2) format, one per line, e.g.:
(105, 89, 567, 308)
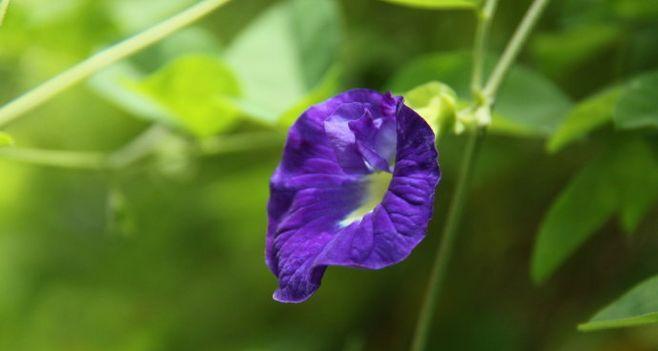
(0, 0, 657, 350)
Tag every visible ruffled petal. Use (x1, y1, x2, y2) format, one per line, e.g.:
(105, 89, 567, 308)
(267, 89, 440, 303)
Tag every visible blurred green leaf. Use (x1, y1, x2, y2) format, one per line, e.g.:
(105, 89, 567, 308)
(548, 70, 658, 152)
(579, 275, 658, 331)
(531, 147, 618, 284)
(225, 0, 340, 123)
(89, 28, 223, 125)
(89, 62, 171, 122)
(389, 52, 469, 94)
(108, 0, 195, 33)
(135, 55, 242, 137)
(547, 87, 621, 153)
(403, 81, 457, 136)
(531, 24, 621, 78)
(278, 66, 342, 128)
(614, 0, 658, 20)
(617, 140, 658, 233)
(495, 65, 572, 136)
(0, 132, 14, 147)
(379, 0, 477, 9)
(388, 51, 572, 137)
(614, 70, 658, 129)
(156, 27, 222, 62)
(532, 140, 658, 283)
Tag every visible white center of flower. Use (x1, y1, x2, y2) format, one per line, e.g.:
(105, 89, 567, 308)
(339, 171, 393, 227)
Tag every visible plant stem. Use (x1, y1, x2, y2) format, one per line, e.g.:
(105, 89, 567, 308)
(0, 0, 9, 26)
(411, 0, 551, 349)
(471, 0, 499, 94)
(410, 128, 484, 351)
(0, 0, 233, 127)
(0, 129, 282, 170)
(197, 131, 284, 155)
(483, 0, 550, 98)
(107, 125, 170, 169)
(410, 0, 497, 347)
(0, 148, 107, 170)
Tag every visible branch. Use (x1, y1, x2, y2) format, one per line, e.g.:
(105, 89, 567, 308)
(0, 147, 107, 170)
(0, 0, 233, 127)
(483, 0, 550, 98)
(0, 0, 10, 26)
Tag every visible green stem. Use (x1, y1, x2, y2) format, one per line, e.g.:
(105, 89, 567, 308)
(197, 131, 284, 155)
(107, 125, 170, 169)
(0, 0, 233, 127)
(409, 128, 484, 351)
(471, 0, 499, 94)
(0, 147, 107, 170)
(411, 0, 551, 349)
(483, 0, 550, 98)
(410, 0, 497, 347)
(0, 129, 282, 170)
(0, 0, 9, 26)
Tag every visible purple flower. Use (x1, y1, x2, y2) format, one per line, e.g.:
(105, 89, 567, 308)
(266, 89, 441, 303)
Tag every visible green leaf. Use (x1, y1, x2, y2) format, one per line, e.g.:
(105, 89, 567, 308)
(0, 132, 14, 147)
(135, 55, 242, 137)
(379, 0, 477, 9)
(277, 66, 342, 128)
(531, 140, 658, 283)
(89, 28, 223, 124)
(531, 149, 618, 284)
(388, 51, 572, 137)
(108, 0, 195, 34)
(156, 27, 223, 63)
(579, 275, 658, 331)
(403, 81, 457, 136)
(89, 62, 171, 122)
(531, 24, 621, 78)
(614, 70, 658, 129)
(547, 70, 658, 152)
(495, 64, 572, 136)
(547, 87, 622, 153)
(226, 0, 340, 123)
(616, 140, 658, 233)
(614, 0, 658, 21)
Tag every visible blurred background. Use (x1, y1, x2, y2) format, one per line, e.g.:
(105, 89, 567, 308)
(0, 0, 657, 350)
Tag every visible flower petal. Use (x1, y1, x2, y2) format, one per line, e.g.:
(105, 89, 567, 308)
(267, 89, 440, 303)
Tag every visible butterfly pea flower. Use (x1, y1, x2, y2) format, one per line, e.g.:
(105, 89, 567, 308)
(266, 89, 441, 303)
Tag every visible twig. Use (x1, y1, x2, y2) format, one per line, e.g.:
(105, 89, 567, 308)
(0, 0, 10, 26)
(470, 0, 499, 93)
(0, 0, 233, 127)
(410, 0, 551, 349)
(0, 147, 107, 170)
(107, 125, 170, 169)
(483, 0, 550, 98)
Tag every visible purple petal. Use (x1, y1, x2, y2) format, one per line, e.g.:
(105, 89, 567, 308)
(267, 89, 440, 303)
